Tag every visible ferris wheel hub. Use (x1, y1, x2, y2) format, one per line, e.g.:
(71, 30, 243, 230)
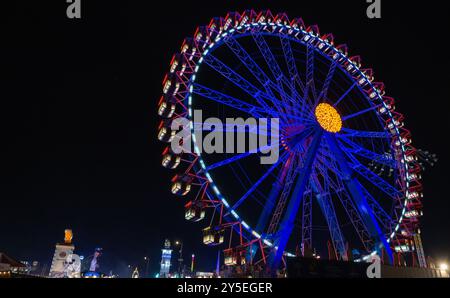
(315, 103, 342, 133)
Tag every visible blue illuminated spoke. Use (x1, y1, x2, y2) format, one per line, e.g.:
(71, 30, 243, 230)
(202, 54, 304, 123)
(311, 173, 348, 260)
(223, 35, 292, 118)
(325, 134, 394, 262)
(229, 151, 289, 211)
(333, 82, 357, 107)
(324, 143, 394, 230)
(279, 35, 315, 119)
(342, 104, 383, 121)
(338, 137, 397, 168)
(272, 130, 323, 268)
(255, 153, 296, 235)
(317, 61, 337, 103)
(358, 184, 395, 230)
(251, 33, 302, 113)
(193, 83, 313, 125)
(265, 153, 301, 236)
(304, 43, 317, 106)
(251, 32, 290, 88)
(223, 35, 279, 96)
(322, 136, 400, 200)
(315, 159, 377, 251)
(192, 122, 270, 136)
(350, 162, 401, 199)
(335, 188, 377, 251)
(192, 83, 267, 117)
(205, 144, 282, 172)
(338, 128, 390, 139)
(201, 54, 275, 111)
(279, 35, 305, 94)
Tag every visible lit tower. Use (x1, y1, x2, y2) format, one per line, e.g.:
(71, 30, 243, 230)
(49, 229, 75, 278)
(159, 239, 172, 278)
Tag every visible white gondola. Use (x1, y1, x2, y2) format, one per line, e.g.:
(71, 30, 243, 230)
(185, 201, 206, 222)
(202, 226, 224, 246)
(171, 175, 192, 196)
(162, 153, 181, 169)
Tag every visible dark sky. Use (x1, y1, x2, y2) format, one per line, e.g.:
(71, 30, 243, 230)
(2, 0, 449, 276)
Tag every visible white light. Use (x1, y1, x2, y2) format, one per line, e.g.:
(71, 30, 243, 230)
(252, 231, 261, 238)
(205, 173, 213, 183)
(213, 186, 220, 195)
(263, 239, 272, 247)
(439, 263, 448, 271)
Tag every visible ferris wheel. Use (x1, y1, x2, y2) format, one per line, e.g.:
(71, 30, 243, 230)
(157, 10, 426, 271)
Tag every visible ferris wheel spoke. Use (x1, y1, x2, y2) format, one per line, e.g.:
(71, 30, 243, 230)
(266, 154, 301, 237)
(334, 186, 376, 252)
(300, 184, 313, 255)
(251, 32, 302, 114)
(251, 32, 290, 89)
(331, 135, 401, 200)
(342, 104, 383, 121)
(228, 151, 289, 212)
(192, 83, 313, 125)
(255, 153, 296, 236)
(351, 161, 401, 200)
(192, 122, 271, 136)
(358, 184, 396, 231)
(325, 134, 394, 260)
(338, 128, 391, 139)
(202, 54, 276, 112)
(279, 35, 306, 94)
(271, 130, 323, 268)
(303, 43, 318, 108)
(318, 147, 393, 231)
(338, 137, 397, 169)
(278, 35, 307, 115)
(223, 35, 292, 118)
(204, 144, 283, 172)
(315, 162, 376, 252)
(223, 36, 284, 98)
(317, 61, 337, 103)
(311, 174, 348, 260)
(333, 82, 357, 107)
(192, 83, 271, 117)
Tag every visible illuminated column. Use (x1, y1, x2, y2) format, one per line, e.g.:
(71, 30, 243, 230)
(49, 229, 75, 278)
(159, 239, 172, 278)
(191, 254, 195, 273)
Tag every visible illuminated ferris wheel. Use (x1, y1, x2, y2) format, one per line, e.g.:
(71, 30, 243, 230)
(157, 10, 426, 271)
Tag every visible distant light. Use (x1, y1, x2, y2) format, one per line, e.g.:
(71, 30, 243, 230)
(439, 263, 448, 271)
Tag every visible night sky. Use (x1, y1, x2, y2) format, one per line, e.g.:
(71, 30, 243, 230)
(2, 0, 449, 276)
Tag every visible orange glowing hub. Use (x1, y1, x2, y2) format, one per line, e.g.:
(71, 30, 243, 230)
(315, 103, 342, 133)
